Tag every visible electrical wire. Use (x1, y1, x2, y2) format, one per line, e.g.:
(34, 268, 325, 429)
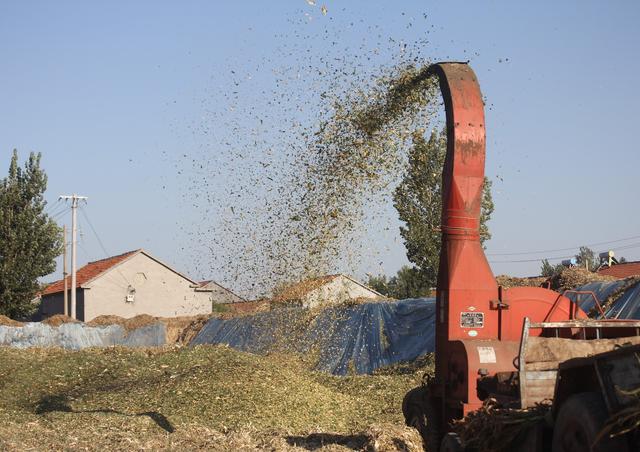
(486, 234, 640, 257)
(43, 199, 62, 214)
(79, 206, 131, 286)
(489, 242, 640, 264)
(79, 207, 111, 260)
(49, 206, 70, 221)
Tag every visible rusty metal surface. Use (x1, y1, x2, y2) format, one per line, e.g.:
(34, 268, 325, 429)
(413, 61, 640, 449)
(427, 62, 594, 428)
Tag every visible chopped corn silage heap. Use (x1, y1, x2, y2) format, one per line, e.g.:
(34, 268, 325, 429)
(191, 297, 436, 375)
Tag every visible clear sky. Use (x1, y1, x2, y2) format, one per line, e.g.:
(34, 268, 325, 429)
(1, 1, 639, 292)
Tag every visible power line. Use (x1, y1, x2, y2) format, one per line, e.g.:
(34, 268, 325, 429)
(489, 241, 640, 264)
(44, 199, 62, 214)
(79, 206, 131, 286)
(79, 206, 111, 259)
(48, 205, 70, 220)
(486, 234, 640, 257)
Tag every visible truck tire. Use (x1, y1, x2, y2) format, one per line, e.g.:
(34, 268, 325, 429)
(552, 392, 628, 452)
(402, 386, 441, 451)
(440, 432, 464, 452)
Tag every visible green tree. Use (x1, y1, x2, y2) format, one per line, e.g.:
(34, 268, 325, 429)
(0, 150, 62, 318)
(575, 246, 597, 271)
(393, 130, 494, 287)
(365, 274, 390, 296)
(366, 266, 432, 299)
(540, 259, 564, 277)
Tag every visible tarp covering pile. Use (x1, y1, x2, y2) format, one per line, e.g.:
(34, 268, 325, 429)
(191, 298, 436, 375)
(565, 280, 627, 314)
(567, 279, 640, 319)
(603, 281, 640, 319)
(0, 322, 166, 349)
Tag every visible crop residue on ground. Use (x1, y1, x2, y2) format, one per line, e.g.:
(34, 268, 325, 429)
(0, 345, 430, 450)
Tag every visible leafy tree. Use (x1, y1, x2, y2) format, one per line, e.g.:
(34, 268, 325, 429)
(393, 129, 494, 288)
(575, 246, 597, 271)
(0, 150, 62, 318)
(366, 265, 432, 299)
(387, 265, 432, 299)
(540, 259, 564, 277)
(365, 274, 390, 296)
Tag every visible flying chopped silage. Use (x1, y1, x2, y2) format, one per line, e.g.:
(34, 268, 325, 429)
(188, 63, 441, 298)
(280, 65, 440, 281)
(179, 12, 444, 299)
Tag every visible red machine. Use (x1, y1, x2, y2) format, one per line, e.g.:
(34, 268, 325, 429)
(402, 62, 640, 451)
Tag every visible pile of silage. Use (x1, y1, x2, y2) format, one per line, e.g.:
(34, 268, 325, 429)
(495, 275, 547, 289)
(191, 297, 437, 375)
(548, 267, 616, 292)
(451, 399, 551, 452)
(0, 345, 429, 451)
(0, 315, 23, 327)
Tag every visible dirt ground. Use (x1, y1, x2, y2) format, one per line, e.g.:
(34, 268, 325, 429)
(0, 345, 428, 451)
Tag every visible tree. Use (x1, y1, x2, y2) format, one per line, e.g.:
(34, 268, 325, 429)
(575, 246, 597, 271)
(365, 274, 390, 296)
(540, 259, 564, 277)
(366, 265, 432, 299)
(0, 150, 62, 318)
(387, 265, 432, 299)
(393, 130, 494, 288)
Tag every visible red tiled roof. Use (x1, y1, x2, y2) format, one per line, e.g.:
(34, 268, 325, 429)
(597, 262, 640, 279)
(42, 250, 140, 295)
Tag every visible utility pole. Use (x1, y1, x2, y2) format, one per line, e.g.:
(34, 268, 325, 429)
(63, 224, 68, 316)
(59, 194, 87, 319)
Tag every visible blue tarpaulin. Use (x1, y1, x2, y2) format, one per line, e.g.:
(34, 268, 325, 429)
(568, 279, 640, 319)
(603, 281, 640, 319)
(565, 280, 627, 314)
(191, 298, 436, 375)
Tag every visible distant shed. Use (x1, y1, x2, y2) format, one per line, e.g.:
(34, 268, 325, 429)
(273, 274, 382, 309)
(197, 280, 245, 304)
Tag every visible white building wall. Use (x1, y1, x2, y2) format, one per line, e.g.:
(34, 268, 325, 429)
(83, 253, 211, 321)
(302, 275, 379, 309)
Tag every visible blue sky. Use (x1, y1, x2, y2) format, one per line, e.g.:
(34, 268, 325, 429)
(1, 1, 639, 291)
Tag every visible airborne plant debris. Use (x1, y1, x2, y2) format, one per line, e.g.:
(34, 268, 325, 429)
(181, 14, 442, 299)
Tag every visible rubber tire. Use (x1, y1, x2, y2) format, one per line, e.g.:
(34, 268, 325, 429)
(440, 432, 464, 452)
(402, 386, 441, 452)
(552, 392, 629, 452)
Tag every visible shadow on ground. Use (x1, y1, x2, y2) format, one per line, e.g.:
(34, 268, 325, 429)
(35, 395, 174, 433)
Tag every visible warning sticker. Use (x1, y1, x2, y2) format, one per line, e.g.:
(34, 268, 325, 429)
(460, 312, 484, 328)
(477, 346, 497, 363)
